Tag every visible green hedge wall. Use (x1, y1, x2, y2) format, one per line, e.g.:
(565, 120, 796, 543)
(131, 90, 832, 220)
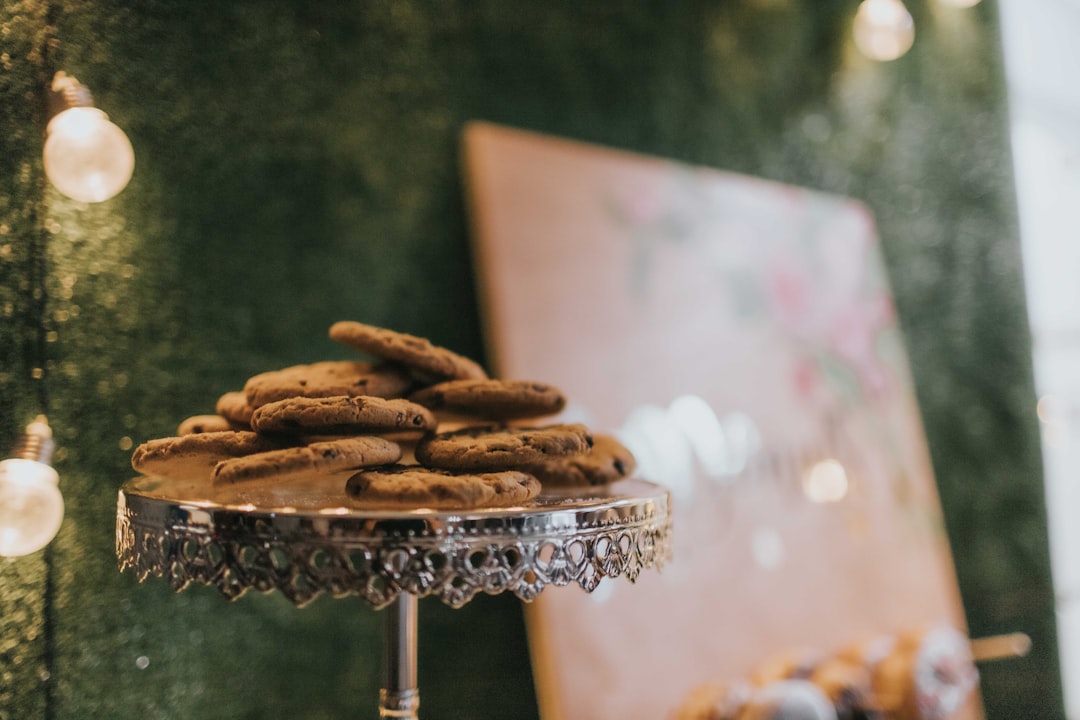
(0, 1, 1061, 718)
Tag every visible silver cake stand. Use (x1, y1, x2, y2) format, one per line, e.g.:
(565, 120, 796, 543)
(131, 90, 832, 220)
(115, 473, 672, 719)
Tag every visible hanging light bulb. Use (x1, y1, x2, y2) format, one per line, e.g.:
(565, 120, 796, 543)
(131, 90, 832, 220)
(853, 0, 916, 62)
(43, 72, 134, 203)
(0, 416, 64, 557)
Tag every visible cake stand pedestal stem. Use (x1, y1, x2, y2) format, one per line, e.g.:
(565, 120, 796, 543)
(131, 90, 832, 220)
(379, 592, 420, 719)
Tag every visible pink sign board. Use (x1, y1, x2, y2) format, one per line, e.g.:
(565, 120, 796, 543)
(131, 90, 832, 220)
(462, 122, 977, 720)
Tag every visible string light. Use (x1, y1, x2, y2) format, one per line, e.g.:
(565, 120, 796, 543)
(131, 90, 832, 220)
(43, 72, 134, 203)
(0, 417, 64, 557)
(853, 0, 916, 62)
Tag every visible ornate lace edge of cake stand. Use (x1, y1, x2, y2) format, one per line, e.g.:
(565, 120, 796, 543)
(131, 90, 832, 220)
(115, 479, 672, 610)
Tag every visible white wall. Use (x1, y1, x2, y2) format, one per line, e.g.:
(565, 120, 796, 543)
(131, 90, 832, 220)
(1000, 0, 1080, 716)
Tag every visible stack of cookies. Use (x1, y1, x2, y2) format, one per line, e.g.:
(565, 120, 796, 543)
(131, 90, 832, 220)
(130, 321, 636, 509)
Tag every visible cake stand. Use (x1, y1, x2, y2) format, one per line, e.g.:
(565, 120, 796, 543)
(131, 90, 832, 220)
(115, 473, 672, 718)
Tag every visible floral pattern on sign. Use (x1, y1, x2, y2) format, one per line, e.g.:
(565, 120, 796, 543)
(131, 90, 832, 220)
(607, 171, 901, 411)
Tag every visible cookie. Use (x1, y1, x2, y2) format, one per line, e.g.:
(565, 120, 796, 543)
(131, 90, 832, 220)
(408, 379, 566, 421)
(251, 395, 437, 436)
(131, 431, 295, 480)
(244, 360, 413, 409)
(216, 391, 255, 425)
(346, 464, 540, 508)
(329, 321, 487, 382)
(212, 436, 401, 486)
(519, 434, 636, 487)
(415, 423, 593, 471)
(177, 414, 239, 435)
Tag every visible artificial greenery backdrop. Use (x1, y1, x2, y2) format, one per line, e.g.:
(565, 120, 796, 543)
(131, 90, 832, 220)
(0, 1, 1060, 718)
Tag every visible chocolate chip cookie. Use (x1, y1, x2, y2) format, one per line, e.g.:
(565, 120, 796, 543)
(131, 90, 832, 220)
(346, 464, 540, 508)
(244, 360, 413, 409)
(519, 433, 637, 487)
(216, 391, 255, 425)
(177, 414, 239, 435)
(329, 321, 487, 382)
(415, 423, 593, 471)
(409, 379, 566, 420)
(212, 436, 401, 486)
(131, 431, 296, 480)
(251, 395, 437, 436)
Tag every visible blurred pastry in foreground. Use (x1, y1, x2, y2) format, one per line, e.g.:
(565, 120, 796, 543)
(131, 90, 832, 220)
(673, 680, 752, 720)
(738, 680, 838, 720)
(843, 625, 978, 720)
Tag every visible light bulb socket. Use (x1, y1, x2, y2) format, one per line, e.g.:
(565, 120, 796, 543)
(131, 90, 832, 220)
(10, 416, 55, 466)
(47, 71, 95, 123)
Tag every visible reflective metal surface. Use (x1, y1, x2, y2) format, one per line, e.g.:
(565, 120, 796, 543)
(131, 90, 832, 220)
(116, 474, 672, 609)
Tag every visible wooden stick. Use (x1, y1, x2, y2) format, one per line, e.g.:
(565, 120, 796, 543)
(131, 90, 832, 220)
(970, 633, 1032, 662)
